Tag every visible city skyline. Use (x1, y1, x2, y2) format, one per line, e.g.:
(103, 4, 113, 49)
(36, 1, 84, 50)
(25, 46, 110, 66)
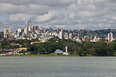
(0, 0, 116, 31)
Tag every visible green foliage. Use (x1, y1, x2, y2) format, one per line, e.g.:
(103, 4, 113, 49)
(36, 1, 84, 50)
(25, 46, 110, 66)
(28, 38, 81, 55)
(113, 40, 116, 42)
(11, 39, 31, 44)
(1, 41, 11, 49)
(27, 38, 116, 56)
(1, 36, 116, 56)
(82, 42, 94, 54)
(77, 48, 87, 56)
(0, 51, 2, 54)
(20, 50, 26, 54)
(77, 48, 83, 56)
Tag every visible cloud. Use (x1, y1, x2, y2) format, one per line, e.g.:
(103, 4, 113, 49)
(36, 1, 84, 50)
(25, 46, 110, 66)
(69, 12, 76, 19)
(36, 11, 56, 22)
(0, 3, 49, 15)
(9, 14, 34, 21)
(0, 0, 76, 7)
(0, 0, 116, 30)
(111, 16, 116, 20)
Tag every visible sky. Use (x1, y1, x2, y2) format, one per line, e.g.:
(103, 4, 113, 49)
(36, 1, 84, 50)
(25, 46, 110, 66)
(0, 0, 116, 31)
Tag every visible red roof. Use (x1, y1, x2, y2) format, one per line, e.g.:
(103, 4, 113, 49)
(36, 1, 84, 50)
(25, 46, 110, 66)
(105, 41, 111, 44)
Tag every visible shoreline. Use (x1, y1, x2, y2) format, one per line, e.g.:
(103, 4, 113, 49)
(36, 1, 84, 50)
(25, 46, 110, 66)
(0, 54, 116, 57)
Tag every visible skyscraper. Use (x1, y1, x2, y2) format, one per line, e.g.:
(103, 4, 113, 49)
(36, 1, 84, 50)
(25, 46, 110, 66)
(24, 28, 28, 34)
(4, 28, 10, 38)
(33, 26, 38, 32)
(59, 30, 63, 39)
(69, 33, 73, 39)
(27, 20, 33, 32)
(108, 32, 114, 42)
(64, 32, 69, 39)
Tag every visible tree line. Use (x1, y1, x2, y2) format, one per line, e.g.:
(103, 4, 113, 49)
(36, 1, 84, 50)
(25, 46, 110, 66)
(0, 37, 116, 56)
(28, 38, 116, 56)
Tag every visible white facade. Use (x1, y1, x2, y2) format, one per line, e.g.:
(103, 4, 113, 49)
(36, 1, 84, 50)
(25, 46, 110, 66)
(108, 32, 114, 42)
(69, 33, 73, 39)
(90, 36, 100, 42)
(4, 28, 10, 38)
(75, 37, 82, 43)
(27, 20, 33, 32)
(17, 28, 22, 33)
(63, 46, 69, 55)
(24, 28, 28, 34)
(59, 30, 63, 39)
(64, 32, 69, 39)
(51, 32, 58, 36)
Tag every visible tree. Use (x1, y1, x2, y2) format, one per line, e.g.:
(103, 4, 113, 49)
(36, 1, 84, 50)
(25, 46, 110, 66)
(82, 42, 94, 54)
(77, 48, 87, 56)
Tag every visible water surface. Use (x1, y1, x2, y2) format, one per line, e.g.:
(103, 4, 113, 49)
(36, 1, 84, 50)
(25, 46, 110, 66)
(0, 57, 116, 77)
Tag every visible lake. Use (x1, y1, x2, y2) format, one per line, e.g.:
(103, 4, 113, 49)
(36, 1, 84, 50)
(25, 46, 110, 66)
(0, 57, 116, 77)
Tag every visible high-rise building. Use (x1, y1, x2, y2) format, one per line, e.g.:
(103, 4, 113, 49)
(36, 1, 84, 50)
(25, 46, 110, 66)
(57, 28, 60, 34)
(69, 33, 73, 39)
(59, 30, 63, 39)
(27, 20, 33, 32)
(4, 28, 10, 38)
(108, 32, 114, 42)
(64, 32, 69, 39)
(17, 28, 22, 33)
(24, 28, 28, 34)
(33, 26, 38, 32)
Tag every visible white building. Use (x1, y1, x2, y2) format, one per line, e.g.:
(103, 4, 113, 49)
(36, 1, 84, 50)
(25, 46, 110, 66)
(90, 36, 100, 42)
(64, 32, 69, 39)
(69, 33, 73, 39)
(4, 28, 10, 38)
(59, 30, 63, 39)
(17, 28, 22, 33)
(24, 28, 28, 34)
(75, 37, 82, 43)
(108, 32, 114, 42)
(27, 20, 33, 32)
(51, 32, 58, 37)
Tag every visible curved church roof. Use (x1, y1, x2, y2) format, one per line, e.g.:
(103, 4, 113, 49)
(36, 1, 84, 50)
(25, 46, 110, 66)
(54, 49, 63, 54)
